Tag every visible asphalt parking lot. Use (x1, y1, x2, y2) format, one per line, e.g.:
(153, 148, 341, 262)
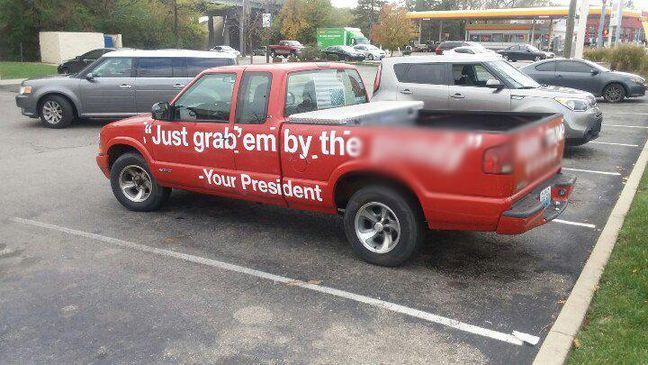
(1, 66, 647, 364)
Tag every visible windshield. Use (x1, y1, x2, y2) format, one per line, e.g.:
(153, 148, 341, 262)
(486, 60, 540, 89)
(355, 37, 369, 45)
(364, 45, 379, 50)
(582, 59, 609, 72)
(527, 45, 540, 52)
(286, 41, 302, 46)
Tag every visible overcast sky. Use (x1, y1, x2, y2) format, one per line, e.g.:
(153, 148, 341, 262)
(331, 0, 648, 11)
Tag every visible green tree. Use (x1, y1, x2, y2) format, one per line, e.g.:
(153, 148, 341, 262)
(277, 0, 333, 44)
(370, 4, 417, 55)
(353, 0, 385, 36)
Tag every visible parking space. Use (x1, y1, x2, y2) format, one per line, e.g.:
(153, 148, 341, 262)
(1, 67, 647, 364)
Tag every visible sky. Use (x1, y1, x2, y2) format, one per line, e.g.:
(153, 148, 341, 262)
(331, 0, 648, 11)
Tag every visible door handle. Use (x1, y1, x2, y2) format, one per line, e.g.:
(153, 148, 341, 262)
(451, 93, 465, 99)
(400, 89, 412, 95)
(119, 84, 132, 88)
(174, 83, 185, 88)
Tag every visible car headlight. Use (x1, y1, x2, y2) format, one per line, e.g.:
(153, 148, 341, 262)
(631, 76, 645, 84)
(555, 97, 589, 111)
(19, 85, 32, 95)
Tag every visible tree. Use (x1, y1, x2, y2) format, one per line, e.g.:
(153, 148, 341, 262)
(277, 0, 308, 40)
(353, 0, 385, 36)
(370, 5, 417, 55)
(277, 0, 333, 44)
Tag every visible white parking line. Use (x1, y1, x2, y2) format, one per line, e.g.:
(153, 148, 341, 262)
(11, 217, 536, 347)
(604, 124, 648, 129)
(552, 219, 596, 229)
(603, 112, 648, 116)
(562, 167, 622, 176)
(590, 141, 639, 147)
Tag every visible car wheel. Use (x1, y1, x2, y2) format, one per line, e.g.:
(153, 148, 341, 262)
(534, 56, 541, 61)
(39, 95, 74, 129)
(110, 153, 171, 212)
(603, 83, 626, 103)
(368, 54, 374, 60)
(343, 185, 424, 266)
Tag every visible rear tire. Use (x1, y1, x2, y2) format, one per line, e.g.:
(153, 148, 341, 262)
(343, 185, 424, 266)
(603, 83, 625, 103)
(110, 153, 171, 212)
(534, 56, 541, 61)
(39, 95, 74, 129)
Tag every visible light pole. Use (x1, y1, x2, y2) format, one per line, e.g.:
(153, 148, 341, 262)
(564, 0, 578, 58)
(596, 0, 607, 47)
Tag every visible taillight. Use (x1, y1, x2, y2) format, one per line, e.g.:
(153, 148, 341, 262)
(483, 144, 513, 174)
(373, 64, 382, 94)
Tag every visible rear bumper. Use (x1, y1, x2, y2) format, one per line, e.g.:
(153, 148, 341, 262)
(496, 173, 576, 234)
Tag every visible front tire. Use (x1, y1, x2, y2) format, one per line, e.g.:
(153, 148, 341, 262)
(343, 186, 424, 266)
(39, 95, 74, 129)
(534, 56, 541, 61)
(368, 54, 374, 60)
(603, 83, 625, 103)
(110, 153, 171, 212)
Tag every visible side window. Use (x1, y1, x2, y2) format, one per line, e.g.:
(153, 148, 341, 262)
(452, 63, 497, 87)
(137, 57, 173, 77)
(186, 57, 235, 77)
(91, 57, 133, 77)
(556, 61, 591, 73)
(393, 63, 447, 85)
(535, 61, 555, 72)
(236, 72, 272, 124)
(173, 73, 236, 122)
(284, 69, 368, 116)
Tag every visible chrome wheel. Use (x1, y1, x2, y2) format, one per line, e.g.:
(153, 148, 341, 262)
(119, 165, 152, 203)
(42, 100, 63, 125)
(604, 84, 624, 103)
(354, 202, 401, 254)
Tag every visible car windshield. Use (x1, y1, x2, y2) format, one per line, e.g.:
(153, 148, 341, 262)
(581, 59, 609, 72)
(340, 46, 355, 52)
(486, 60, 540, 89)
(526, 45, 540, 52)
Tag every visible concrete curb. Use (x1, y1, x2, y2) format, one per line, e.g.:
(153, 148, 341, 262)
(0, 79, 25, 85)
(533, 138, 648, 365)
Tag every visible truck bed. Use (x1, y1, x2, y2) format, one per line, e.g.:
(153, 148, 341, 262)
(416, 111, 559, 133)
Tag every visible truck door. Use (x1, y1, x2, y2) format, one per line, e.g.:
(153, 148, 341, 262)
(231, 71, 286, 206)
(448, 63, 511, 112)
(394, 62, 449, 110)
(148, 71, 238, 196)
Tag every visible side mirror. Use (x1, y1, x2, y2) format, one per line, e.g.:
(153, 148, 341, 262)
(85, 73, 95, 81)
(591, 69, 600, 75)
(486, 79, 504, 89)
(152, 102, 172, 121)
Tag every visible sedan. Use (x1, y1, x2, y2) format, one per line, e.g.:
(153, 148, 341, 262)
(446, 46, 501, 57)
(521, 58, 646, 103)
(57, 48, 115, 74)
(210, 45, 241, 57)
(322, 46, 366, 61)
(353, 44, 386, 60)
(498, 44, 554, 62)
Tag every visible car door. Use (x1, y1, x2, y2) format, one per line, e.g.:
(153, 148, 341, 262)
(134, 57, 188, 113)
(79, 57, 136, 116)
(555, 60, 599, 93)
(230, 71, 286, 206)
(529, 60, 556, 84)
(149, 71, 239, 193)
(393, 62, 450, 110)
(448, 63, 511, 112)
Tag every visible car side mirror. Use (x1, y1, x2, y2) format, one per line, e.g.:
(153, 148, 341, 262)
(591, 69, 599, 75)
(486, 79, 504, 89)
(85, 73, 95, 81)
(152, 102, 172, 121)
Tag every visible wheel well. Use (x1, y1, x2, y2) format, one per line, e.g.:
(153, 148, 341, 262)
(334, 173, 423, 215)
(107, 144, 140, 169)
(37, 93, 78, 118)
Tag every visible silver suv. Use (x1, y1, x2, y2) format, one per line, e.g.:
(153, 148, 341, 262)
(372, 54, 602, 145)
(16, 49, 237, 128)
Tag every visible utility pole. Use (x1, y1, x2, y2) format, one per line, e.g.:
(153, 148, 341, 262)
(596, 0, 607, 47)
(239, 0, 246, 56)
(564, 0, 578, 58)
(574, 0, 590, 58)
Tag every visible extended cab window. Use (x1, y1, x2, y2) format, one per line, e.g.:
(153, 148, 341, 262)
(452, 63, 497, 87)
(394, 63, 446, 85)
(236, 72, 271, 124)
(284, 69, 367, 116)
(91, 57, 133, 77)
(173, 73, 236, 122)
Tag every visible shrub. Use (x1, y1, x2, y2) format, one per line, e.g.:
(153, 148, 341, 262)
(607, 45, 646, 73)
(298, 46, 320, 62)
(287, 55, 299, 62)
(326, 53, 339, 61)
(272, 57, 283, 63)
(583, 47, 610, 62)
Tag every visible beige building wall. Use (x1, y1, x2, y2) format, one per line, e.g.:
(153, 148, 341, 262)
(39, 32, 106, 64)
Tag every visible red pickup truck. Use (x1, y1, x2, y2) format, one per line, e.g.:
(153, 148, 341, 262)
(268, 40, 304, 58)
(97, 62, 575, 266)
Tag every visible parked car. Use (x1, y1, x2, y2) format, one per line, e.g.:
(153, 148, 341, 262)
(57, 48, 116, 74)
(446, 46, 501, 57)
(268, 40, 304, 58)
(210, 45, 241, 57)
(252, 47, 267, 56)
(435, 41, 479, 55)
(411, 41, 428, 52)
(16, 49, 237, 128)
(497, 44, 555, 61)
(353, 44, 386, 60)
(520, 58, 646, 103)
(372, 54, 602, 145)
(96, 62, 575, 266)
(322, 46, 366, 61)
